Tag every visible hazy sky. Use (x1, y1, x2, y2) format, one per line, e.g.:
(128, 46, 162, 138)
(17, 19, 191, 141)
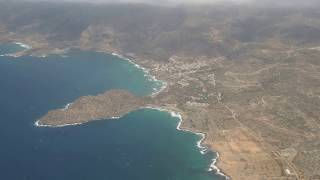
(8, 0, 253, 3)
(5, 0, 320, 7)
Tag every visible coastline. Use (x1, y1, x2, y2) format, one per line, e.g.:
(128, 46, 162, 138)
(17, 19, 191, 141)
(14, 42, 32, 50)
(10, 42, 229, 179)
(0, 41, 31, 57)
(103, 52, 230, 179)
(34, 120, 84, 128)
(35, 104, 229, 179)
(34, 116, 121, 128)
(144, 106, 230, 179)
(111, 52, 168, 96)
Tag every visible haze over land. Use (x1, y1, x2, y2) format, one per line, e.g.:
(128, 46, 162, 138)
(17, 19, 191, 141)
(0, 0, 320, 179)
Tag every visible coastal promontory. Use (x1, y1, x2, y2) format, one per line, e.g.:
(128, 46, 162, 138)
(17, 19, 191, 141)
(2, 2, 320, 179)
(38, 90, 148, 126)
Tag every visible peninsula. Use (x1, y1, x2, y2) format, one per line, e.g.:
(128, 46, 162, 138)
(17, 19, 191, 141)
(1, 1, 320, 179)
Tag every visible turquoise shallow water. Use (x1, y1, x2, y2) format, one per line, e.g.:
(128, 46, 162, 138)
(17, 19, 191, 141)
(0, 42, 26, 55)
(0, 43, 225, 180)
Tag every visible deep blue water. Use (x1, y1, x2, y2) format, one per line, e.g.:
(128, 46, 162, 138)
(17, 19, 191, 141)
(0, 43, 224, 180)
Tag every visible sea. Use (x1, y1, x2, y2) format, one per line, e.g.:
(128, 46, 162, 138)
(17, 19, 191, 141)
(0, 43, 225, 180)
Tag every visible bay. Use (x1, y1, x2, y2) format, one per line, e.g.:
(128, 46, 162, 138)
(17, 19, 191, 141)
(0, 43, 224, 180)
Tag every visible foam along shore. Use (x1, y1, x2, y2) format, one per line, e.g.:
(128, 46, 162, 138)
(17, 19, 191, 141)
(142, 107, 230, 179)
(0, 42, 32, 57)
(171, 110, 229, 179)
(14, 42, 32, 50)
(33, 51, 226, 179)
(34, 120, 84, 128)
(34, 116, 121, 128)
(35, 99, 228, 179)
(111, 52, 167, 96)
(35, 104, 228, 179)
(0, 54, 19, 57)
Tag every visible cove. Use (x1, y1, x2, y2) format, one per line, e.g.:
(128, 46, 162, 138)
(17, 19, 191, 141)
(0, 43, 225, 180)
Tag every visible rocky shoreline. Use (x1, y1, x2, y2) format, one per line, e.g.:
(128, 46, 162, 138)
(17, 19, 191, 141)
(2, 33, 317, 179)
(28, 46, 230, 179)
(37, 89, 230, 178)
(2, 38, 276, 179)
